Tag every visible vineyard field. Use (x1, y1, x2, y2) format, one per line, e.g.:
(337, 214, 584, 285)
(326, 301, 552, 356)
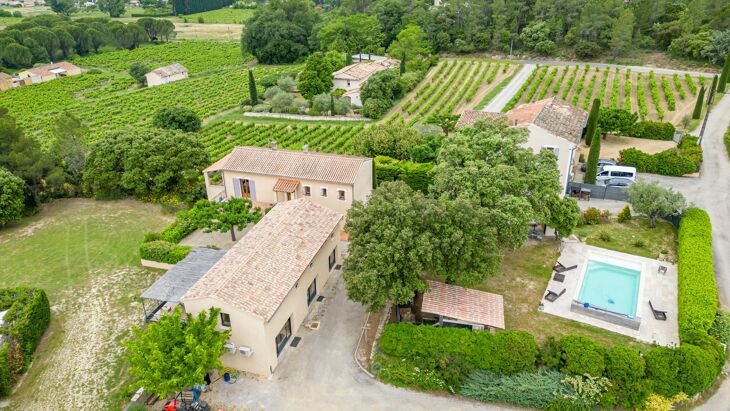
(72, 41, 246, 73)
(507, 65, 707, 124)
(383, 59, 521, 125)
(198, 121, 362, 160)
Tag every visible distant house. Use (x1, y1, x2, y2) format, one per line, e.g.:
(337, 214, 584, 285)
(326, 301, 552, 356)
(457, 97, 588, 194)
(203, 145, 373, 214)
(332, 58, 399, 107)
(180, 198, 344, 377)
(0, 73, 13, 91)
(351, 53, 386, 63)
(145, 63, 188, 87)
(16, 62, 82, 85)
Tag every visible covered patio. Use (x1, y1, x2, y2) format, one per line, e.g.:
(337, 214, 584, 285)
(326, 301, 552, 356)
(141, 247, 227, 322)
(421, 280, 505, 331)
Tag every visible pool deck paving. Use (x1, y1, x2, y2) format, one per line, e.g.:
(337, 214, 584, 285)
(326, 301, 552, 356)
(541, 240, 679, 347)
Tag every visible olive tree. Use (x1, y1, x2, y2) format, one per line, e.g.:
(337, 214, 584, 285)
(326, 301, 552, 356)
(627, 181, 687, 228)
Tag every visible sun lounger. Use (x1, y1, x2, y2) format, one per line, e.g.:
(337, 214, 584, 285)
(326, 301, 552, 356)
(553, 273, 566, 282)
(553, 262, 578, 273)
(544, 288, 566, 302)
(649, 301, 667, 321)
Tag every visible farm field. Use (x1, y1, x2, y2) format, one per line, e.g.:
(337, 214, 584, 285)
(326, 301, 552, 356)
(504, 64, 708, 124)
(0, 42, 289, 146)
(173, 22, 243, 41)
(382, 58, 521, 126)
(198, 121, 362, 160)
(176, 8, 254, 24)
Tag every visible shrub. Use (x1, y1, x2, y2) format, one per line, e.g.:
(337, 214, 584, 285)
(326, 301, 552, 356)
(616, 205, 632, 222)
(378, 323, 538, 374)
(362, 98, 392, 119)
(598, 231, 612, 242)
(619, 147, 699, 176)
(561, 374, 612, 407)
(399, 72, 422, 92)
(143, 231, 162, 243)
(605, 345, 650, 409)
(632, 239, 646, 248)
(374, 156, 403, 185)
(400, 162, 434, 194)
(535, 40, 556, 55)
(582, 208, 601, 225)
(575, 40, 601, 58)
(677, 208, 718, 340)
(557, 335, 607, 377)
(642, 393, 688, 411)
(708, 311, 730, 345)
(374, 355, 447, 391)
(139, 240, 191, 264)
(276, 76, 296, 92)
(630, 121, 675, 140)
(676, 344, 720, 396)
(152, 106, 201, 132)
(461, 369, 573, 409)
(644, 346, 682, 397)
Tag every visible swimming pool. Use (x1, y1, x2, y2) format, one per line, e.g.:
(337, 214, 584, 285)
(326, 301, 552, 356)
(577, 260, 641, 318)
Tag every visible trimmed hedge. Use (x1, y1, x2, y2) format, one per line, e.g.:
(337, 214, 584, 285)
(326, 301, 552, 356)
(379, 323, 538, 374)
(0, 288, 51, 397)
(597, 108, 675, 140)
(374, 156, 434, 193)
(140, 241, 191, 264)
(619, 147, 699, 176)
(677, 208, 718, 340)
(630, 120, 675, 140)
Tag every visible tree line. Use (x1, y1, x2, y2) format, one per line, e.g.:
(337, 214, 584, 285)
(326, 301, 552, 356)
(0, 14, 174, 69)
(242, 0, 729, 65)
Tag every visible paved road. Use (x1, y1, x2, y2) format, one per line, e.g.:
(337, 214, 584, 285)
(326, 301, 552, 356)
(637, 93, 730, 411)
(482, 64, 536, 112)
(205, 271, 514, 411)
(512, 59, 714, 77)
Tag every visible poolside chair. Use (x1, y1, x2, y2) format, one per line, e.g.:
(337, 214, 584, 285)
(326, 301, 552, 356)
(649, 301, 667, 321)
(553, 262, 578, 273)
(544, 288, 566, 302)
(658, 265, 667, 275)
(553, 272, 566, 282)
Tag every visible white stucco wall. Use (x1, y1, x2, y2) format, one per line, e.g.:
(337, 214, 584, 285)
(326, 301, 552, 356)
(522, 124, 576, 195)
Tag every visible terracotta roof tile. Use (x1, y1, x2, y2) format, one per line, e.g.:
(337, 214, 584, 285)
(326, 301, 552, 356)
(211, 146, 371, 185)
(506, 97, 587, 143)
(332, 59, 399, 81)
(23, 61, 80, 77)
(272, 178, 300, 192)
(422, 280, 505, 329)
(150, 63, 187, 77)
(181, 199, 343, 320)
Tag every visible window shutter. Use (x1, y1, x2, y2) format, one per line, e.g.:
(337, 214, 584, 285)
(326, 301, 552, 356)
(249, 180, 256, 201)
(232, 178, 241, 198)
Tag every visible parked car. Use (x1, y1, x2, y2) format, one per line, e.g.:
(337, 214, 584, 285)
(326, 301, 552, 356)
(581, 159, 617, 172)
(597, 177, 634, 188)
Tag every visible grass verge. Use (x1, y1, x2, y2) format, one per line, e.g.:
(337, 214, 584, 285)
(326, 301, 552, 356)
(574, 217, 677, 262)
(475, 72, 516, 110)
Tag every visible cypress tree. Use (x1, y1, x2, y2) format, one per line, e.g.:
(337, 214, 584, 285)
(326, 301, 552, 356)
(708, 75, 718, 106)
(692, 86, 705, 119)
(400, 54, 406, 76)
(345, 52, 353, 66)
(718, 51, 730, 93)
(584, 128, 602, 184)
(248, 68, 258, 105)
(584, 98, 600, 146)
(330, 94, 335, 115)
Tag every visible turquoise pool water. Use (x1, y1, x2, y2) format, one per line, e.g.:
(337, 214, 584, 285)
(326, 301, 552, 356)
(577, 260, 641, 317)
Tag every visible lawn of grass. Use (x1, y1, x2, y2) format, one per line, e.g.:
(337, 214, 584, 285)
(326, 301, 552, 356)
(475, 241, 650, 351)
(0, 199, 171, 410)
(574, 217, 677, 262)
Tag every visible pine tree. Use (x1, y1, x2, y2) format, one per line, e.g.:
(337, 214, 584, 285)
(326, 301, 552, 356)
(718, 51, 730, 93)
(584, 129, 601, 184)
(248, 69, 258, 105)
(584, 98, 600, 146)
(400, 54, 406, 76)
(692, 86, 705, 119)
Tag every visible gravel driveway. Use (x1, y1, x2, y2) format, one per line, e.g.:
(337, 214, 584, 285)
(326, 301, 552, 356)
(482, 64, 536, 112)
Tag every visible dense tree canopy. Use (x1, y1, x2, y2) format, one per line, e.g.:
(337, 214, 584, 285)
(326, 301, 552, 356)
(315, 14, 385, 55)
(241, 0, 319, 64)
(84, 128, 209, 201)
(187, 198, 262, 241)
(0, 167, 25, 226)
(125, 307, 229, 398)
(297, 52, 334, 99)
(152, 107, 202, 133)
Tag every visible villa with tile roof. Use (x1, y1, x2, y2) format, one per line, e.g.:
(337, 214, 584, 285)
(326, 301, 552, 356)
(180, 198, 344, 376)
(332, 58, 399, 106)
(145, 63, 188, 87)
(16, 62, 82, 85)
(203, 146, 373, 214)
(457, 97, 588, 194)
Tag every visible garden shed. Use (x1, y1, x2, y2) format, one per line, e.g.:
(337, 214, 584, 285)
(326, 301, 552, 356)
(140, 247, 227, 322)
(421, 280, 505, 331)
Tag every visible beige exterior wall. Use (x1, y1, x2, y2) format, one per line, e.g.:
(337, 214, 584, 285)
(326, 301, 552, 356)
(211, 160, 372, 214)
(523, 124, 576, 195)
(182, 224, 342, 376)
(17, 67, 82, 85)
(146, 72, 188, 87)
(332, 77, 365, 92)
(0, 78, 11, 91)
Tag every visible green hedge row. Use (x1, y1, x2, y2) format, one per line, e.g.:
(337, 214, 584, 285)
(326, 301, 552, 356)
(677, 208, 718, 340)
(598, 108, 675, 140)
(374, 156, 434, 193)
(379, 323, 538, 374)
(630, 121, 676, 140)
(619, 147, 700, 176)
(140, 241, 191, 264)
(0, 288, 51, 397)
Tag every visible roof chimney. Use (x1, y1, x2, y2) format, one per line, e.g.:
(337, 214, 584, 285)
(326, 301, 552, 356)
(269, 140, 277, 150)
(302, 144, 309, 153)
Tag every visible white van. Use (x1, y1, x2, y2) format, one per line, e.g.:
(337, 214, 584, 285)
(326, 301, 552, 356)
(596, 165, 637, 182)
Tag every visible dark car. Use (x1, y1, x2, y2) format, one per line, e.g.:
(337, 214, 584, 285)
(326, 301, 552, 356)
(581, 159, 617, 172)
